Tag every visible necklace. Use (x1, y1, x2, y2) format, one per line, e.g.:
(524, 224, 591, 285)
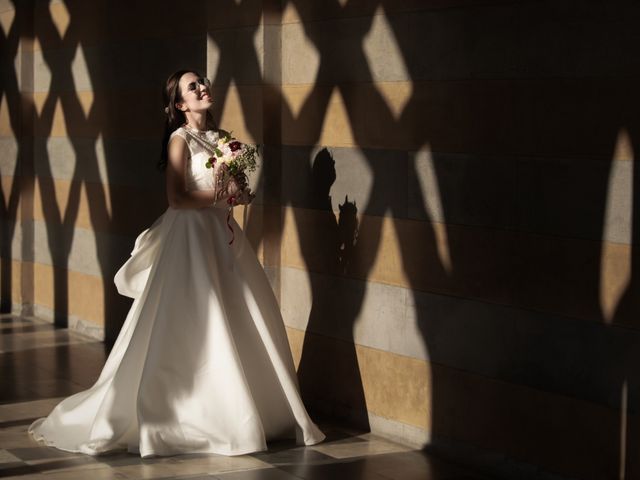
(183, 123, 209, 135)
(182, 124, 219, 154)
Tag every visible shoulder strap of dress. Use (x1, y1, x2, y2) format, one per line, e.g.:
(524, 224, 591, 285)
(179, 129, 219, 156)
(169, 127, 187, 141)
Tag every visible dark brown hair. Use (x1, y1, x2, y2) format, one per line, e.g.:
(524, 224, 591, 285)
(158, 69, 216, 170)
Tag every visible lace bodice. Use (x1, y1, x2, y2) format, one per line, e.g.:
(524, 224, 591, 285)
(169, 126, 220, 191)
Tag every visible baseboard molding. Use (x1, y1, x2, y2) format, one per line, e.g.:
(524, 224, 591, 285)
(366, 411, 431, 448)
(309, 401, 573, 480)
(31, 304, 105, 342)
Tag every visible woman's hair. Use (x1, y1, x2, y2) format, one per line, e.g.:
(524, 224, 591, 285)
(158, 69, 216, 170)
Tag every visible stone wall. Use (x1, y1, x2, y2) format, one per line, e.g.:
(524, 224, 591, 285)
(1, 1, 638, 478)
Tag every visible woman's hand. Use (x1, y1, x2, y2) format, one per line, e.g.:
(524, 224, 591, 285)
(225, 175, 243, 198)
(211, 163, 253, 205)
(230, 188, 255, 206)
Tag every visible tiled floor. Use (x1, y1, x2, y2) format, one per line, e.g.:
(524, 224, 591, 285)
(0, 314, 493, 479)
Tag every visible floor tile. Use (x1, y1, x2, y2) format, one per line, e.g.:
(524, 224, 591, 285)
(0, 315, 501, 480)
(215, 466, 303, 479)
(0, 449, 22, 464)
(309, 437, 411, 459)
(252, 446, 334, 466)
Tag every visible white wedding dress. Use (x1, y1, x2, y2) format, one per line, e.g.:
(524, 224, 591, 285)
(28, 126, 326, 457)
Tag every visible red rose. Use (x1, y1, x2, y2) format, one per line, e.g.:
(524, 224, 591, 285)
(229, 141, 242, 152)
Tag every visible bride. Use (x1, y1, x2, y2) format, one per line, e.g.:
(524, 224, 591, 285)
(28, 70, 326, 457)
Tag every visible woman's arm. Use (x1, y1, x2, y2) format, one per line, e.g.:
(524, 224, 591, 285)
(165, 136, 241, 209)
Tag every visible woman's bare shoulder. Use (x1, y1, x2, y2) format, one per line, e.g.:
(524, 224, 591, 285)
(168, 130, 189, 162)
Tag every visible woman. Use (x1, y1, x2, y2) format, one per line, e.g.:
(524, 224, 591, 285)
(28, 70, 326, 457)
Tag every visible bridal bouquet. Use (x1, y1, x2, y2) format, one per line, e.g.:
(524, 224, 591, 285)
(206, 131, 258, 244)
(205, 130, 258, 176)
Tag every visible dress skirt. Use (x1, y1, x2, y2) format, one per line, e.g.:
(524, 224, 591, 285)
(28, 205, 325, 457)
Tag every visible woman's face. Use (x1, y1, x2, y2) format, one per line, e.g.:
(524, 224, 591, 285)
(177, 72, 213, 113)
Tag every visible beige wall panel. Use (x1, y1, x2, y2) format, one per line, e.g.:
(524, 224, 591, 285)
(231, 203, 265, 263)
(288, 325, 431, 430)
(281, 205, 443, 291)
(207, 24, 264, 85)
(33, 37, 207, 96)
(34, 1, 206, 53)
(281, 84, 360, 148)
(0, 137, 19, 174)
(33, 91, 164, 139)
(0, 259, 23, 304)
(33, 136, 168, 191)
(0, 219, 22, 262)
(281, 206, 637, 326)
(207, 0, 263, 30)
(281, 79, 630, 159)
(600, 240, 632, 325)
(0, 1, 15, 14)
(34, 1, 80, 50)
(612, 127, 634, 162)
(281, 22, 320, 86)
(279, 265, 428, 361)
(0, 91, 17, 137)
(0, 8, 14, 37)
(33, 177, 165, 235)
(33, 261, 105, 328)
(429, 362, 622, 480)
(0, 176, 21, 219)
(32, 220, 133, 278)
(286, 323, 623, 479)
(281, 1, 488, 25)
(281, 10, 411, 85)
(285, 325, 304, 368)
(212, 84, 263, 145)
(512, 232, 612, 326)
(356, 341, 431, 430)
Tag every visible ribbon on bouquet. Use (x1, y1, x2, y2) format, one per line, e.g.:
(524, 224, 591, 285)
(226, 196, 236, 245)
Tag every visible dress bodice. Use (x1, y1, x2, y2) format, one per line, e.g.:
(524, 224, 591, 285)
(169, 126, 220, 191)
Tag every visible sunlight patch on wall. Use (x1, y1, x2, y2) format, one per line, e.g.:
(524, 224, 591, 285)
(71, 45, 93, 104)
(613, 125, 633, 161)
(282, 3, 303, 25)
(34, 47, 52, 94)
(600, 128, 633, 323)
(206, 34, 220, 81)
(0, 92, 12, 136)
(77, 91, 94, 121)
(282, 21, 320, 86)
(324, 146, 372, 215)
(215, 80, 254, 144)
(363, 6, 412, 119)
(49, 97, 66, 136)
(49, 0, 70, 39)
(253, 21, 264, 79)
(93, 133, 112, 217)
(34, 167, 72, 221)
(414, 146, 452, 274)
(319, 88, 356, 147)
(14, 41, 22, 88)
(33, 91, 46, 118)
(0, 176, 17, 212)
(0, 136, 18, 174)
(282, 84, 313, 120)
(374, 82, 413, 120)
(0, 8, 14, 37)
